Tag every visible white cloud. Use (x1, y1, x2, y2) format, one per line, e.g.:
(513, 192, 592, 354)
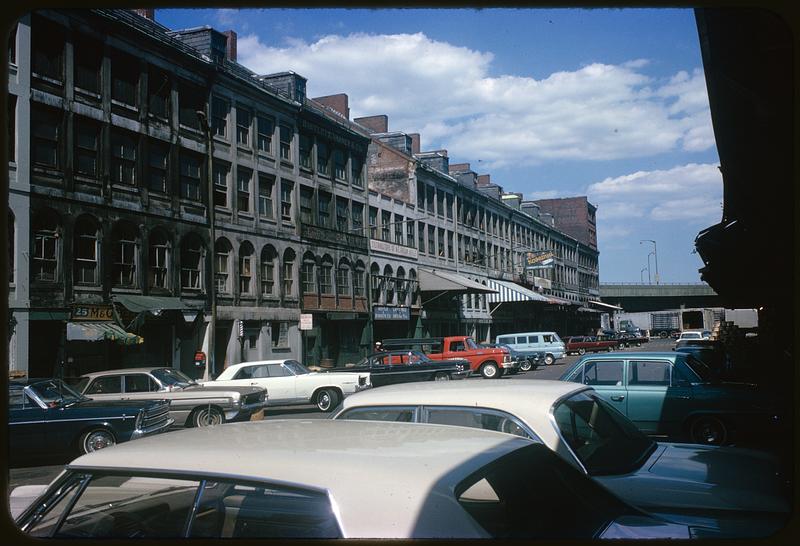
(237, 31, 715, 168)
(526, 190, 559, 200)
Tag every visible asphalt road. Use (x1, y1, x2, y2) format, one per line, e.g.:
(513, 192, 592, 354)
(6, 339, 676, 491)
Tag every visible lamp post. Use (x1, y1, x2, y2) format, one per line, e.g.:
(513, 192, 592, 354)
(640, 267, 648, 283)
(640, 239, 659, 284)
(197, 110, 216, 381)
(646, 251, 655, 284)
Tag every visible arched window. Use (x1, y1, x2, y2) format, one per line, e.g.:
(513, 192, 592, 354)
(74, 215, 99, 286)
(180, 234, 204, 291)
(336, 259, 350, 297)
(409, 269, 418, 306)
(383, 264, 394, 305)
(353, 260, 365, 297)
(112, 221, 139, 288)
(239, 242, 254, 296)
(301, 252, 316, 295)
(148, 229, 170, 290)
(370, 262, 381, 304)
(261, 245, 278, 297)
(215, 238, 233, 294)
(319, 255, 333, 295)
(282, 248, 295, 297)
(396, 267, 407, 306)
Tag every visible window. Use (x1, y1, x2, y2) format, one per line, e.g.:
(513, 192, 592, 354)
(446, 193, 454, 219)
(112, 223, 138, 288)
(428, 225, 435, 256)
(394, 215, 404, 244)
(336, 197, 349, 232)
(381, 211, 391, 241)
(211, 97, 229, 138)
(396, 268, 407, 305)
(280, 181, 293, 221)
(282, 249, 295, 296)
(8, 22, 16, 65)
(148, 67, 170, 119)
(426, 185, 435, 214)
(239, 244, 254, 296)
(110, 131, 137, 185)
(32, 214, 59, 282)
(148, 231, 169, 290)
(416, 181, 425, 209)
(181, 236, 203, 291)
(299, 186, 314, 224)
(301, 259, 316, 294)
(418, 222, 425, 253)
(339, 407, 415, 422)
(215, 239, 232, 294)
(438, 228, 445, 257)
(213, 162, 229, 208)
(31, 106, 60, 169)
(237, 168, 252, 213)
(179, 152, 202, 201)
(75, 118, 100, 177)
(577, 360, 625, 386)
(316, 140, 330, 176)
(336, 262, 350, 297)
(426, 408, 535, 440)
(236, 107, 251, 146)
(628, 360, 671, 386)
(271, 322, 289, 348)
(368, 207, 378, 239)
(351, 202, 364, 235)
(437, 190, 445, 217)
(178, 81, 203, 130)
(74, 217, 99, 286)
(353, 264, 365, 297)
(370, 264, 381, 303)
(448, 231, 454, 259)
(319, 259, 333, 295)
(258, 174, 274, 219)
(8, 211, 14, 284)
(147, 140, 169, 193)
(74, 36, 101, 95)
(333, 148, 346, 180)
(261, 246, 277, 296)
(351, 156, 364, 187)
(317, 191, 331, 227)
(257, 115, 274, 153)
(299, 133, 312, 169)
(111, 52, 138, 107)
(85, 376, 122, 395)
(31, 16, 64, 82)
(406, 220, 415, 248)
(8, 95, 15, 162)
(125, 374, 157, 393)
(279, 124, 292, 160)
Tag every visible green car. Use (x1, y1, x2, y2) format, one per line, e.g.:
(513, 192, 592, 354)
(559, 352, 776, 445)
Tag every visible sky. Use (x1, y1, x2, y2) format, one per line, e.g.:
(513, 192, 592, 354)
(156, 7, 722, 284)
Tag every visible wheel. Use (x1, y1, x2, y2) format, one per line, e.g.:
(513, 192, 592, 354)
(620, 341, 628, 348)
(315, 388, 341, 412)
(543, 354, 555, 366)
(519, 359, 532, 372)
(80, 428, 116, 454)
(578, 348, 586, 355)
(689, 415, 728, 445)
(433, 371, 450, 381)
(480, 362, 500, 379)
(659, 331, 669, 339)
(193, 406, 225, 427)
(606, 346, 613, 352)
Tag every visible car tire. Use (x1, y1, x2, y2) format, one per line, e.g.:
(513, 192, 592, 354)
(689, 415, 728, 445)
(193, 406, 225, 427)
(519, 360, 533, 372)
(660, 331, 669, 339)
(315, 388, 341, 412)
(578, 348, 586, 355)
(433, 371, 450, 381)
(480, 362, 500, 379)
(543, 354, 555, 366)
(80, 428, 116, 454)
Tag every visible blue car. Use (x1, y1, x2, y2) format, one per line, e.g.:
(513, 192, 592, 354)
(8, 378, 173, 464)
(559, 352, 776, 445)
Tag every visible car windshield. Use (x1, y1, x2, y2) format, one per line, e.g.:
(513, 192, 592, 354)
(465, 338, 479, 350)
(680, 353, 715, 383)
(151, 368, 196, 388)
(28, 379, 85, 405)
(284, 360, 311, 375)
(552, 391, 656, 476)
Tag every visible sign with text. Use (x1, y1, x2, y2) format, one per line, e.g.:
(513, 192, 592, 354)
(373, 306, 411, 321)
(370, 239, 419, 259)
(71, 304, 114, 321)
(299, 313, 313, 330)
(525, 250, 555, 269)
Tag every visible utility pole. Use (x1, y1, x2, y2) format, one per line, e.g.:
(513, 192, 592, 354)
(197, 110, 216, 380)
(640, 239, 659, 284)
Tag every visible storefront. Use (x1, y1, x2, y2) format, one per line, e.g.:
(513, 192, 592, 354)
(302, 311, 369, 368)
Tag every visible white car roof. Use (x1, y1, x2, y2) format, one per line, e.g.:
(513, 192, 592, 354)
(67, 419, 533, 538)
(338, 380, 589, 466)
(80, 366, 176, 378)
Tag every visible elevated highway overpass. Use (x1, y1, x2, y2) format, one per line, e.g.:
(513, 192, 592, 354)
(598, 283, 722, 312)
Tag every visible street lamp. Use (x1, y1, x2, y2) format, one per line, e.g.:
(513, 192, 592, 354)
(640, 267, 648, 283)
(640, 239, 659, 284)
(646, 251, 655, 284)
(197, 110, 216, 381)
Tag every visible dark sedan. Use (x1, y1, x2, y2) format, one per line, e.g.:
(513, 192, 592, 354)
(336, 350, 469, 387)
(480, 343, 541, 372)
(8, 378, 173, 465)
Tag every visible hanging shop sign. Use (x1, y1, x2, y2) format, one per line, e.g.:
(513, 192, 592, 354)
(525, 250, 556, 269)
(373, 306, 411, 321)
(71, 304, 114, 321)
(300, 314, 314, 330)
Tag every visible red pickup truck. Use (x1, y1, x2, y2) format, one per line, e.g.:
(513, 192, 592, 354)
(564, 336, 617, 355)
(381, 336, 513, 378)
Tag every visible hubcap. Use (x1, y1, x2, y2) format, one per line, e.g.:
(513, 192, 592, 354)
(484, 366, 496, 378)
(435, 373, 450, 381)
(319, 393, 331, 410)
(86, 432, 113, 452)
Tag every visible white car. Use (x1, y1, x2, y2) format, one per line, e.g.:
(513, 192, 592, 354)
(11, 419, 702, 538)
(333, 380, 790, 538)
(205, 359, 370, 412)
(676, 330, 711, 342)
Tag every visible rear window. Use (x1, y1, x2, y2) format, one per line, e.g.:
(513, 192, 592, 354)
(337, 406, 416, 423)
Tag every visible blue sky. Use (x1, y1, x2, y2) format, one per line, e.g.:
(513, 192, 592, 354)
(157, 8, 722, 284)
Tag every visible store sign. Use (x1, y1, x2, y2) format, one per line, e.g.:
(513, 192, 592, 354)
(71, 304, 114, 321)
(327, 313, 358, 321)
(525, 250, 555, 269)
(373, 306, 410, 321)
(300, 314, 314, 330)
(370, 239, 419, 259)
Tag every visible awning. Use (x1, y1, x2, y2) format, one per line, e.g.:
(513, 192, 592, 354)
(417, 268, 497, 294)
(66, 322, 143, 345)
(485, 278, 549, 303)
(112, 295, 205, 315)
(544, 295, 572, 305)
(588, 300, 623, 311)
(577, 306, 602, 313)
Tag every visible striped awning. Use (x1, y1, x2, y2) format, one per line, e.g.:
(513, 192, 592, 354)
(485, 278, 549, 303)
(66, 322, 144, 345)
(417, 268, 497, 294)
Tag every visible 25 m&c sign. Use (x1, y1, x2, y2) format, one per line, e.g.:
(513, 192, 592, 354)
(71, 304, 114, 321)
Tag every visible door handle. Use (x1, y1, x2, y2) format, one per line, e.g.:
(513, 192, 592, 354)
(610, 395, 625, 401)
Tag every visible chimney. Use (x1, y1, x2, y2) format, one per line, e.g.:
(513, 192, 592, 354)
(133, 9, 154, 20)
(408, 133, 421, 154)
(448, 163, 471, 174)
(312, 93, 350, 119)
(477, 174, 491, 187)
(354, 115, 388, 134)
(224, 30, 237, 62)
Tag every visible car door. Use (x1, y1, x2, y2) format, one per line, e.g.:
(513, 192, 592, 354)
(82, 375, 123, 401)
(267, 363, 299, 403)
(625, 359, 692, 436)
(570, 359, 628, 416)
(8, 388, 48, 458)
(122, 374, 160, 400)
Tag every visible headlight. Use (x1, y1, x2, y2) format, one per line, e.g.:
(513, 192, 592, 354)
(503, 354, 511, 363)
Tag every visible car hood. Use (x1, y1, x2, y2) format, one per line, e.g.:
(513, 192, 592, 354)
(183, 384, 264, 396)
(596, 443, 790, 514)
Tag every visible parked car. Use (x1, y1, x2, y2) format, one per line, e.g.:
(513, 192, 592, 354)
(676, 330, 710, 343)
(674, 340, 757, 384)
(332, 350, 468, 386)
(73, 367, 267, 427)
(206, 359, 370, 412)
(332, 381, 791, 538)
(8, 378, 173, 464)
(480, 342, 542, 372)
(381, 336, 513, 379)
(494, 331, 565, 365)
(564, 336, 616, 355)
(615, 330, 648, 347)
(11, 419, 709, 539)
(559, 352, 778, 445)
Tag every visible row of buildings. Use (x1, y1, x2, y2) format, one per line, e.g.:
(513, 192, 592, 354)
(6, 9, 603, 379)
